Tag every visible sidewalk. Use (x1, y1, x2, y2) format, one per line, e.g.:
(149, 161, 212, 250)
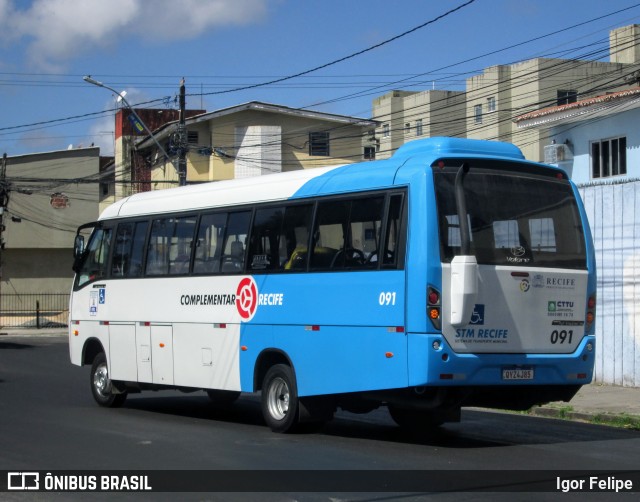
(530, 383, 640, 428)
(2, 328, 639, 428)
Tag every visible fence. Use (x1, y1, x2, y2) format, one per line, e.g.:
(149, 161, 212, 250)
(0, 293, 69, 329)
(579, 178, 640, 387)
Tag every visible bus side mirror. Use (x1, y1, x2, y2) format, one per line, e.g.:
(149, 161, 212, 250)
(73, 234, 85, 260)
(450, 255, 478, 327)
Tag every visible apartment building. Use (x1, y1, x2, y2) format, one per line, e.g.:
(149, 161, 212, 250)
(372, 89, 466, 159)
(373, 24, 640, 163)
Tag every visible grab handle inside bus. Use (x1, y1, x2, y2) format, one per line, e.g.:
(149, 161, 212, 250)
(450, 162, 477, 327)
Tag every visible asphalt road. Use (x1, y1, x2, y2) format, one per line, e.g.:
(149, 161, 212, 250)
(1, 335, 639, 501)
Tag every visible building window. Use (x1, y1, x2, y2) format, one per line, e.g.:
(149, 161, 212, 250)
(474, 104, 483, 124)
(187, 131, 199, 145)
(382, 124, 390, 137)
(309, 132, 330, 156)
(557, 90, 578, 106)
(487, 96, 496, 112)
(404, 122, 411, 134)
(364, 146, 376, 161)
(591, 137, 627, 179)
(416, 119, 423, 136)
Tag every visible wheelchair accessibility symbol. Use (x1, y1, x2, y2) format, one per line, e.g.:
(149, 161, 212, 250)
(470, 304, 485, 325)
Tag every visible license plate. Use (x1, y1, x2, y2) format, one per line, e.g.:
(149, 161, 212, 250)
(502, 368, 534, 380)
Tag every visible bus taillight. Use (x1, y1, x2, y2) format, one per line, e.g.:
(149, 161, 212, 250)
(586, 294, 596, 329)
(428, 286, 441, 330)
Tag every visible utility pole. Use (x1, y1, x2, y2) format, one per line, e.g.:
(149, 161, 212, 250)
(177, 78, 187, 187)
(0, 153, 7, 297)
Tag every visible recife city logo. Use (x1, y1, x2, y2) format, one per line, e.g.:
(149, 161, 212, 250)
(236, 277, 258, 321)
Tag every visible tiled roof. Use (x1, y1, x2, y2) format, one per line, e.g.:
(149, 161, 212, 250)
(514, 87, 640, 122)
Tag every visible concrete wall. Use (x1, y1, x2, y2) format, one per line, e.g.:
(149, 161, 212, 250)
(4, 148, 100, 248)
(2, 148, 101, 295)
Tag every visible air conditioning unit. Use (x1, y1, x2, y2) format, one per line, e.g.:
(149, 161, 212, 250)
(544, 144, 573, 164)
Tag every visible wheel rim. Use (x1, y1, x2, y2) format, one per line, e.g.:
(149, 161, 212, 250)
(267, 376, 290, 421)
(93, 362, 111, 398)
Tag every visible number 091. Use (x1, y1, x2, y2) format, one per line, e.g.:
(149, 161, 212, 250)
(379, 292, 396, 306)
(550, 329, 573, 344)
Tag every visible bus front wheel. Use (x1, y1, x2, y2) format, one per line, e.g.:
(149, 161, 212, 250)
(90, 352, 127, 408)
(261, 364, 299, 433)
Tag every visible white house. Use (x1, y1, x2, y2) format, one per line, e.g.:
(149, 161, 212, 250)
(515, 88, 640, 387)
(514, 87, 640, 184)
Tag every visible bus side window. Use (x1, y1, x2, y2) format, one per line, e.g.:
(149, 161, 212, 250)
(146, 216, 196, 276)
(248, 207, 284, 271)
(146, 219, 171, 276)
(382, 194, 403, 266)
(168, 216, 196, 275)
(127, 221, 149, 277)
(76, 227, 112, 288)
(221, 211, 251, 274)
(350, 196, 384, 267)
(193, 212, 226, 275)
(111, 221, 148, 278)
(311, 200, 348, 270)
(112, 223, 133, 277)
(281, 204, 313, 271)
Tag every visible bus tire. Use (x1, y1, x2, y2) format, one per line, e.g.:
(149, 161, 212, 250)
(206, 389, 241, 405)
(90, 352, 127, 408)
(261, 364, 299, 433)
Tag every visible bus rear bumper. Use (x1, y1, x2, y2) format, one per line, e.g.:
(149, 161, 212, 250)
(409, 333, 595, 388)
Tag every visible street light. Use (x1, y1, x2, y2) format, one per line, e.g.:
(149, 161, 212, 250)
(82, 75, 177, 178)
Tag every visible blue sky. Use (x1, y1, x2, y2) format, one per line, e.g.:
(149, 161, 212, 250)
(1, 0, 640, 157)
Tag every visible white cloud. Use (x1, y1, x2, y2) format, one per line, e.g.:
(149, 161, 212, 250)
(3, 0, 268, 69)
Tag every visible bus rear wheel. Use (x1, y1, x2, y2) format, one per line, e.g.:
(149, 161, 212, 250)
(90, 352, 127, 408)
(261, 364, 299, 433)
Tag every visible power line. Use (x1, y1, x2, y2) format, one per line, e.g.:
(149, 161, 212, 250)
(185, 0, 477, 99)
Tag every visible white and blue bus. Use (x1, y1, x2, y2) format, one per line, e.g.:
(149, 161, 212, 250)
(69, 137, 596, 433)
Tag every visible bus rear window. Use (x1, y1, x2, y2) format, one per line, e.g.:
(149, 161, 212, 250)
(434, 163, 587, 269)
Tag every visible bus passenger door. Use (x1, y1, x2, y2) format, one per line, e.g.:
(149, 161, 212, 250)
(108, 323, 137, 382)
(150, 324, 174, 385)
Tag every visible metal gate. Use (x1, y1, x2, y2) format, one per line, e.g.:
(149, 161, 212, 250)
(0, 293, 69, 329)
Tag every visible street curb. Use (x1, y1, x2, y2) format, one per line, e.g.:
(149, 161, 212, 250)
(529, 406, 640, 428)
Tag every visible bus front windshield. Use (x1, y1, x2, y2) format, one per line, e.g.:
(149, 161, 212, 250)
(433, 160, 587, 269)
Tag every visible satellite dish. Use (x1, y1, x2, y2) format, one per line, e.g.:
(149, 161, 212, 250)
(117, 90, 127, 103)
(67, 144, 73, 150)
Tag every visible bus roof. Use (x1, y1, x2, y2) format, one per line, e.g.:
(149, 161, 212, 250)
(98, 137, 529, 221)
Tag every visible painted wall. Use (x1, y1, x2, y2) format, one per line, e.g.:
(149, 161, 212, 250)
(580, 179, 640, 387)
